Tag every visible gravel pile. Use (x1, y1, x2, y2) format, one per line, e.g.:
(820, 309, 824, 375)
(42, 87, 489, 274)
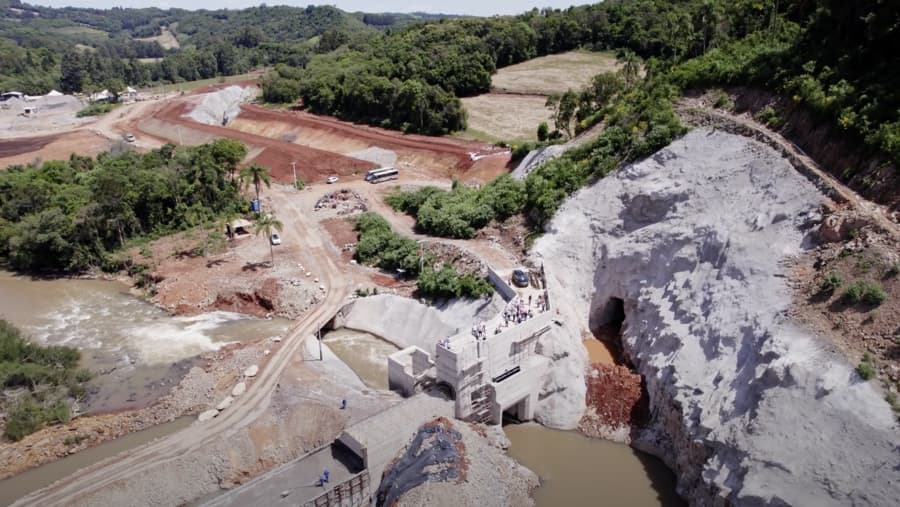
(186, 86, 256, 126)
(348, 147, 397, 168)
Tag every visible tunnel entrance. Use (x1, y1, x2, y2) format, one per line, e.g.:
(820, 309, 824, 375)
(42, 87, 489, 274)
(589, 297, 627, 365)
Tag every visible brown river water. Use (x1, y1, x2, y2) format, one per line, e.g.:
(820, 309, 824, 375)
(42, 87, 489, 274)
(0, 272, 291, 505)
(0, 271, 290, 413)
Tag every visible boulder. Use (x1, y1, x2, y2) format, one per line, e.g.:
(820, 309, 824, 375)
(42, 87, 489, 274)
(244, 365, 259, 377)
(198, 409, 219, 422)
(216, 396, 234, 411)
(231, 382, 247, 397)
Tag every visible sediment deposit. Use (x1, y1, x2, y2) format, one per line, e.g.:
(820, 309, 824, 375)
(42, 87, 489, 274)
(533, 129, 900, 505)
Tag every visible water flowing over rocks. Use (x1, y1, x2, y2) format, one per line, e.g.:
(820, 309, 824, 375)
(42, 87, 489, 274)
(533, 129, 900, 505)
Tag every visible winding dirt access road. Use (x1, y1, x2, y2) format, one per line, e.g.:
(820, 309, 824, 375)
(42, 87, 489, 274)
(13, 191, 352, 507)
(678, 100, 900, 241)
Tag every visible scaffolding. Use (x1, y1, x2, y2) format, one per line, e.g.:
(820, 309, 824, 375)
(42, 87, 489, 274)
(305, 471, 371, 507)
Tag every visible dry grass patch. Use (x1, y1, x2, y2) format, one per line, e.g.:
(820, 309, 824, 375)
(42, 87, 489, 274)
(136, 26, 180, 50)
(460, 93, 552, 143)
(492, 50, 619, 95)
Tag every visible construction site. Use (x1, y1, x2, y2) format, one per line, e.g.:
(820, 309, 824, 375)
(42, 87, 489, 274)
(1, 59, 899, 507)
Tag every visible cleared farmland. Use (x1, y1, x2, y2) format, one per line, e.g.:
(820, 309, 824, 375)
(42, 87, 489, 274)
(491, 50, 619, 95)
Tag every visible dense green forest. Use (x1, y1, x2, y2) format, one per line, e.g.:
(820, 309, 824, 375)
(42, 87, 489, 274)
(377, 0, 898, 235)
(261, 0, 899, 167)
(353, 212, 492, 299)
(0, 0, 450, 94)
(0, 140, 249, 273)
(0, 319, 91, 441)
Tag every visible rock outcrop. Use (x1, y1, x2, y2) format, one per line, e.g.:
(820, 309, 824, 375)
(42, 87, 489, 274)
(533, 129, 900, 505)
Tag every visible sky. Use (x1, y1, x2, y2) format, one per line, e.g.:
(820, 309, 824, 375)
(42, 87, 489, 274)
(28, 1, 584, 17)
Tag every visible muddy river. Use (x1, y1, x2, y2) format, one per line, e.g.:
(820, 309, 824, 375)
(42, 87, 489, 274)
(323, 328, 399, 389)
(0, 271, 290, 412)
(505, 423, 683, 506)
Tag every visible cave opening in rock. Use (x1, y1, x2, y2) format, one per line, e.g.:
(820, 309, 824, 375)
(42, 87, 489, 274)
(588, 297, 627, 365)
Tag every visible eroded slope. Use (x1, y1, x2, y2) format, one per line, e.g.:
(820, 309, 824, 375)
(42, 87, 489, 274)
(533, 129, 900, 505)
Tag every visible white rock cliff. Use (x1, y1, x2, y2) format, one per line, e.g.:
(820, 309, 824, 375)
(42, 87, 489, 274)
(533, 129, 900, 505)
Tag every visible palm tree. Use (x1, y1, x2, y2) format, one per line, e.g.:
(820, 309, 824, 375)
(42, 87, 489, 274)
(617, 49, 641, 85)
(239, 163, 272, 205)
(255, 213, 283, 267)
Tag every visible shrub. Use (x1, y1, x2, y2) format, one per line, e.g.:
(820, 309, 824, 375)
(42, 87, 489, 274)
(537, 122, 549, 141)
(711, 89, 734, 111)
(886, 264, 899, 278)
(819, 272, 843, 292)
(755, 106, 783, 128)
(856, 353, 876, 381)
(843, 280, 887, 306)
(4, 395, 46, 441)
(76, 103, 116, 117)
(417, 266, 492, 299)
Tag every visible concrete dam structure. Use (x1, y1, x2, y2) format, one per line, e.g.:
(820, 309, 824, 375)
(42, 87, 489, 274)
(388, 270, 554, 425)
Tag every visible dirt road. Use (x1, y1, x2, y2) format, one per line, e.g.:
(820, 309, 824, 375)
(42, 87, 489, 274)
(678, 100, 900, 241)
(13, 188, 353, 507)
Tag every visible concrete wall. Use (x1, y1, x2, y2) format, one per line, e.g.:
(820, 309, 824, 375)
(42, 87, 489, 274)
(487, 268, 517, 302)
(337, 432, 368, 469)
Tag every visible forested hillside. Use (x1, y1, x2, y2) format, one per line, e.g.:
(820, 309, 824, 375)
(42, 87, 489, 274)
(263, 0, 899, 174)
(0, 0, 445, 94)
(0, 140, 248, 273)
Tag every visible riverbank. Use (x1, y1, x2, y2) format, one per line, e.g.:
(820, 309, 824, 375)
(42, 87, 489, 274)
(0, 338, 274, 480)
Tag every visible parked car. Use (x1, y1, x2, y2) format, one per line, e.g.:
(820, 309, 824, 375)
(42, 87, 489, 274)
(270, 233, 282, 245)
(512, 269, 529, 288)
(123, 133, 136, 143)
(326, 175, 339, 184)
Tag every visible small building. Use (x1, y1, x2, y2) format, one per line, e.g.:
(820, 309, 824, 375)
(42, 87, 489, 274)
(91, 89, 113, 103)
(226, 218, 253, 238)
(121, 86, 138, 101)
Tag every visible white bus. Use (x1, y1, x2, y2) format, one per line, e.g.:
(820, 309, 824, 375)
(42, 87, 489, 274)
(365, 167, 399, 183)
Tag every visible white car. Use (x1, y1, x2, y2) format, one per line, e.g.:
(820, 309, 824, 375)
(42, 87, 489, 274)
(124, 133, 136, 143)
(270, 233, 282, 245)
(326, 176, 339, 184)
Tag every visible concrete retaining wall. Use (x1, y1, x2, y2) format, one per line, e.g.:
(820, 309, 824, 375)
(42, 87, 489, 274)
(487, 268, 517, 302)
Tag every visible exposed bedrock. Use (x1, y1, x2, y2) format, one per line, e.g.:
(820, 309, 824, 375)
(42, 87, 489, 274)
(532, 129, 900, 505)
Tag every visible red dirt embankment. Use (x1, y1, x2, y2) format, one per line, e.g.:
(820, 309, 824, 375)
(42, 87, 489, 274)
(0, 133, 61, 158)
(579, 362, 648, 440)
(146, 100, 376, 183)
(240, 105, 507, 168)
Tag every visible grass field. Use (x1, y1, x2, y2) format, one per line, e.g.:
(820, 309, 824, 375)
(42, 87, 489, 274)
(460, 93, 552, 143)
(51, 26, 109, 44)
(136, 26, 180, 50)
(491, 50, 619, 95)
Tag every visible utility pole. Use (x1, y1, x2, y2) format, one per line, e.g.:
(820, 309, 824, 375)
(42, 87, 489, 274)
(291, 161, 297, 189)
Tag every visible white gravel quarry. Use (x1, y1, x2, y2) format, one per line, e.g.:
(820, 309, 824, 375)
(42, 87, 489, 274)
(533, 129, 900, 506)
(347, 146, 397, 168)
(186, 86, 257, 126)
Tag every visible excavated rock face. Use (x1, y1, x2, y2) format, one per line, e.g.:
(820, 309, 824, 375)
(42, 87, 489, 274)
(533, 129, 900, 506)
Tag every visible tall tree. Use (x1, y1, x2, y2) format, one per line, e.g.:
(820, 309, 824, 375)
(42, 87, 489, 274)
(617, 49, 642, 85)
(59, 49, 85, 93)
(239, 163, 272, 204)
(254, 213, 283, 267)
